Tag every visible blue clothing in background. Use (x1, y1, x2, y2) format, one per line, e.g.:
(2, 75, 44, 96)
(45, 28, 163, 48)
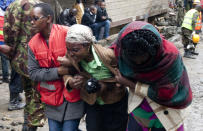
(0, 0, 15, 11)
(9, 68, 23, 94)
(0, 52, 9, 79)
(0, 41, 4, 45)
(48, 118, 80, 131)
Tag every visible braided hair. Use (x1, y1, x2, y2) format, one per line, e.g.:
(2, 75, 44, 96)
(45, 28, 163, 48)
(121, 29, 161, 57)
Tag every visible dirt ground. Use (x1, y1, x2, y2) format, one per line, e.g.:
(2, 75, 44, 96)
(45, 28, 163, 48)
(0, 38, 203, 131)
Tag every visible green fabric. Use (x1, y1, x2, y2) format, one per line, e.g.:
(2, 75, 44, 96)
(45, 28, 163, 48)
(148, 119, 163, 128)
(0, 30, 3, 35)
(96, 97, 105, 105)
(80, 46, 112, 80)
(132, 108, 153, 119)
(80, 46, 112, 105)
(182, 9, 198, 30)
(132, 107, 163, 128)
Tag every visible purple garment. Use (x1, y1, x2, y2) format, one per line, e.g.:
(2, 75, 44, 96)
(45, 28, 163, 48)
(127, 99, 185, 131)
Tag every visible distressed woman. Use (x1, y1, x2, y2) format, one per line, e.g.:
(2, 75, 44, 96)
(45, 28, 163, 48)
(112, 21, 192, 131)
(63, 24, 128, 131)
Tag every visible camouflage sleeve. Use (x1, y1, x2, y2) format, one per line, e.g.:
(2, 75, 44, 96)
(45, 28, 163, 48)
(192, 11, 199, 30)
(3, 3, 23, 47)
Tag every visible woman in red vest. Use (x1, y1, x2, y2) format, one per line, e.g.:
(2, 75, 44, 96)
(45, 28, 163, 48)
(28, 3, 84, 131)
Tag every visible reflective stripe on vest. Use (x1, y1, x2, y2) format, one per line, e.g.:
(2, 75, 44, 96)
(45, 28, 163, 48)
(40, 82, 56, 90)
(182, 9, 198, 30)
(195, 12, 202, 30)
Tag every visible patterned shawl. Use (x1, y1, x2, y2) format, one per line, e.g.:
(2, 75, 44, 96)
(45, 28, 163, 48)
(111, 21, 192, 109)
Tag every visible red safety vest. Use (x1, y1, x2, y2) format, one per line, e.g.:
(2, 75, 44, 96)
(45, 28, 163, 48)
(0, 16, 4, 42)
(29, 24, 80, 106)
(195, 12, 202, 31)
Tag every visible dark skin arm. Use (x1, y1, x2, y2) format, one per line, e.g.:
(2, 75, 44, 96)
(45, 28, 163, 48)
(68, 75, 85, 89)
(114, 68, 136, 90)
(57, 56, 72, 67)
(0, 45, 13, 57)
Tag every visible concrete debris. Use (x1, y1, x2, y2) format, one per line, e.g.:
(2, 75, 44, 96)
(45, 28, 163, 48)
(2, 117, 11, 121)
(97, 34, 118, 47)
(10, 121, 19, 126)
(11, 128, 16, 131)
(200, 79, 203, 84)
(5, 126, 10, 129)
(0, 123, 4, 129)
(157, 26, 181, 39)
(168, 34, 182, 43)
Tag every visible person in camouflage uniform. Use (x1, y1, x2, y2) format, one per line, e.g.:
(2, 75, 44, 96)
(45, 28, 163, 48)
(177, 0, 185, 27)
(3, 0, 46, 130)
(181, 5, 201, 59)
(184, 0, 193, 10)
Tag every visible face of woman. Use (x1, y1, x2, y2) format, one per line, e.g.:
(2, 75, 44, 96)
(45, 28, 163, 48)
(129, 53, 150, 65)
(30, 7, 49, 34)
(66, 42, 90, 63)
(122, 50, 151, 65)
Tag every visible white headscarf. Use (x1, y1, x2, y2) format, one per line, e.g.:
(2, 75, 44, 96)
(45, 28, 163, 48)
(66, 24, 96, 44)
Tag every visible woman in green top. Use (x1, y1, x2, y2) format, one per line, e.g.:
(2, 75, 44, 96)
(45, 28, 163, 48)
(64, 24, 128, 131)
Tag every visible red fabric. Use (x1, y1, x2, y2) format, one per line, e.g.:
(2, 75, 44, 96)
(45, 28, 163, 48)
(29, 24, 80, 106)
(201, 0, 203, 8)
(111, 21, 179, 81)
(111, 21, 192, 108)
(0, 16, 4, 42)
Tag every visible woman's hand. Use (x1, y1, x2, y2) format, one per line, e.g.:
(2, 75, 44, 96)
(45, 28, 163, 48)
(68, 75, 84, 89)
(114, 68, 136, 89)
(57, 56, 72, 67)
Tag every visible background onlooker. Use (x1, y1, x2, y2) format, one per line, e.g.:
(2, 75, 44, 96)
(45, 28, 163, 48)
(0, 0, 25, 111)
(81, 5, 98, 37)
(57, 8, 77, 26)
(0, 15, 9, 83)
(73, 0, 84, 24)
(95, 0, 104, 9)
(95, 1, 111, 40)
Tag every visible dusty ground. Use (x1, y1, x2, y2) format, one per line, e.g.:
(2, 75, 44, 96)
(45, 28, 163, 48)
(0, 38, 203, 131)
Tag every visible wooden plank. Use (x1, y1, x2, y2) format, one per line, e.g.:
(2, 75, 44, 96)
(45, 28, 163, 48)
(110, 17, 133, 27)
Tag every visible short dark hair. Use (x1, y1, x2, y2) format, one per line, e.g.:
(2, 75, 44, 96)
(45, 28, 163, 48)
(90, 5, 96, 11)
(33, 3, 54, 22)
(121, 29, 161, 57)
(95, 0, 103, 5)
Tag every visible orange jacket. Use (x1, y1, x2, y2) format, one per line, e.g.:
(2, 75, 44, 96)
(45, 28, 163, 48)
(195, 12, 202, 31)
(29, 24, 80, 106)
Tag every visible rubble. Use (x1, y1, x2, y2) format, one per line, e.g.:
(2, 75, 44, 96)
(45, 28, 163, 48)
(97, 34, 118, 47)
(2, 116, 11, 121)
(11, 128, 16, 131)
(0, 123, 4, 129)
(10, 121, 21, 126)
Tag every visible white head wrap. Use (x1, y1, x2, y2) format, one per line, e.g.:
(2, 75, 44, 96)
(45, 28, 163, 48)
(66, 24, 96, 44)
